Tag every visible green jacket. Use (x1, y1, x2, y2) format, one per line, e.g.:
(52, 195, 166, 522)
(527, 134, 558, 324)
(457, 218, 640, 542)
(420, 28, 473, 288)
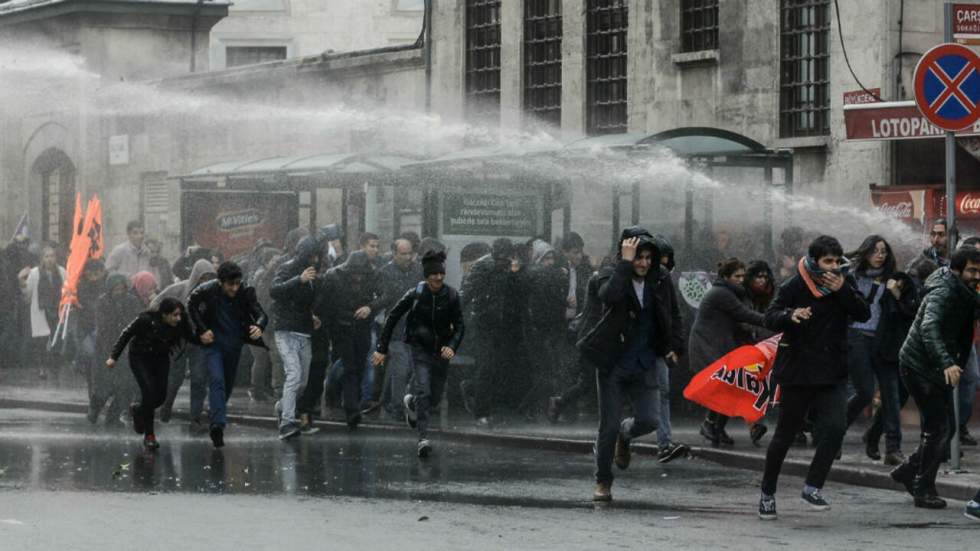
(899, 268, 978, 387)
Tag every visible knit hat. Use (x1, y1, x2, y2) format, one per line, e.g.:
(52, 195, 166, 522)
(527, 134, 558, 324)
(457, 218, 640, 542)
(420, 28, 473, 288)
(422, 250, 447, 277)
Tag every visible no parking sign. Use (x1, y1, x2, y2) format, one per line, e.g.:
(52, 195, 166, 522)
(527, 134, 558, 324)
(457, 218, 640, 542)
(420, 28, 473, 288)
(914, 43, 980, 131)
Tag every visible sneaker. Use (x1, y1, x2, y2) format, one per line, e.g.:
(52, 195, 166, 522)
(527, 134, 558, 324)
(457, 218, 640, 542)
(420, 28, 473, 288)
(403, 394, 418, 429)
(961, 426, 978, 446)
(360, 400, 381, 415)
(718, 428, 735, 446)
(475, 416, 491, 428)
(130, 403, 144, 435)
(190, 417, 209, 435)
(278, 423, 301, 440)
(749, 424, 768, 447)
(882, 451, 905, 466)
(613, 434, 631, 470)
(143, 434, 160, 450)
(209, 425, 224, 448)
(593, 482, 612, 502)
(159, 405, 172, 423)
(801, 488, 830, 511)
(758, 496, 777, 520)
(964, 500, 980, 522)
(657, 442, 689, 464)
(546, 396, 561, 424)
(417, 439, 433, 458)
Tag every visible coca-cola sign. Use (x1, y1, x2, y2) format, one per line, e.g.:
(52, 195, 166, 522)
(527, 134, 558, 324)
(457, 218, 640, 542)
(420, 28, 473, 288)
(872, 190, 916, 221)
(960, 193, 980, 216)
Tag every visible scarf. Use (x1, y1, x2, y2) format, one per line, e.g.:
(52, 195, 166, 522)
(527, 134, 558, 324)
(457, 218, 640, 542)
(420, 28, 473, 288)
(798, 256, 832, 299)
(861, 267, 885, 279)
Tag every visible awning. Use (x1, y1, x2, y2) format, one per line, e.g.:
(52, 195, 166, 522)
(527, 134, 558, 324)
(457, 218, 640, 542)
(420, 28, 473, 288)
(562, 127, 770, 157)
(178, 153, 418, 182)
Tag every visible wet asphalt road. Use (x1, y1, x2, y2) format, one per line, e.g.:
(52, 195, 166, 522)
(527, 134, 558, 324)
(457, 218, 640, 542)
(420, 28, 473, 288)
(0, 408, 976, 550)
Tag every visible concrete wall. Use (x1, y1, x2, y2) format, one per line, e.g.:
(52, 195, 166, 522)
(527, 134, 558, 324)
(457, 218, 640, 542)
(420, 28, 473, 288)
(209, 0, 425, 69)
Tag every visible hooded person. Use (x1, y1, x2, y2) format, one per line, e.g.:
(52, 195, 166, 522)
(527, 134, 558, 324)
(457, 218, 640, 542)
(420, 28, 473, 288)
(373, 249, 465, 457)
(582, 226, 676, 502)
(316, 250, 382, 429)
(149, 259, 217, 431)
(92, 273, 145, 426)
(459, 237, 529, 425)
(270, 236, 322, 439)
(130, 271, 158, 308)
(520, 239, 569, 420)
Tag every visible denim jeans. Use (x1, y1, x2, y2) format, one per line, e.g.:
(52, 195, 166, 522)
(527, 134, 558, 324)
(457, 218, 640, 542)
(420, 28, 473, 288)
(408, 345, 449, 439)
(163, 344, 209, 420)
(902, 366, 952, 490)
(276, 331, 312, 428)
(653, 357, 672, 447)
(327, 356, 374, 402)
(845, 329, 903, 452)
(958, 347, 979, 428)
(204, 341, 243, 429)
(594, 366, 660, 484)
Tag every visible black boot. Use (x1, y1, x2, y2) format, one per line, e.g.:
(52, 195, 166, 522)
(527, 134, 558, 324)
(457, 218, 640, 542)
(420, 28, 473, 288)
(913, 475, 947, 509)
(700, 420, 720, 447)
(890, 461, 915, 496)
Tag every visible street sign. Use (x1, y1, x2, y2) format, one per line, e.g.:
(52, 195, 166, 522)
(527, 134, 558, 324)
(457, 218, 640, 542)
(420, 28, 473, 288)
(954, 3, 980, 45)
(913, 42, 980, 131)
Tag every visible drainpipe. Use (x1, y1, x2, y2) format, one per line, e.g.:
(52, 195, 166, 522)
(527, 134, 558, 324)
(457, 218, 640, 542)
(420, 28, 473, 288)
(190, 0, 206, 73)
(423, 0, 432, 114)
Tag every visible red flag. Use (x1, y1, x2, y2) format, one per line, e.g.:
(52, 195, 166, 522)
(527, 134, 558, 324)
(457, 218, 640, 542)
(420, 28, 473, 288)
(683, 335, 781, 424)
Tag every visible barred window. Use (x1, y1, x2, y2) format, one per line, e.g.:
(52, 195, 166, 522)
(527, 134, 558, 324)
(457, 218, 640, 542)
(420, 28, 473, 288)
(524, 0, 562, 128)
(586, 0, 628, 135)
(780, 0, 830, 137)
(681, 0, 718, 52)
(225, 46, 287, 68)
(465, 0, 502, 123)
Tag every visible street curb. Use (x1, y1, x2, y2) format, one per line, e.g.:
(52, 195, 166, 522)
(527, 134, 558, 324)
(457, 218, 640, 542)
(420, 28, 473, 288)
(2, 397, 975, 501)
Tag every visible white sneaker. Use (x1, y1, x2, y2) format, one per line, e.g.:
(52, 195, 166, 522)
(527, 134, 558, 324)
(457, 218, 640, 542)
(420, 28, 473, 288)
(403, 394, 417, 429)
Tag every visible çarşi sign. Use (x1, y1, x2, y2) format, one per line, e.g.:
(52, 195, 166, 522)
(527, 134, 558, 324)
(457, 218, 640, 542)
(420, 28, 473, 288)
(955, 3, 980, 45)
(441, 192, 539, 237)
(844, 100, 980, 140)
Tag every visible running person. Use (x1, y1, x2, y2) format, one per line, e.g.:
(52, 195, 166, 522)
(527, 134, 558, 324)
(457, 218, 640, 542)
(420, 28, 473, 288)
(106, 298, 211, 449)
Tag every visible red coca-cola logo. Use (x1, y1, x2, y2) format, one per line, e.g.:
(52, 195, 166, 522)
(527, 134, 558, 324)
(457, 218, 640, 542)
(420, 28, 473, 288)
(878, 201, 913, 218)
(961, 194, 980, 215)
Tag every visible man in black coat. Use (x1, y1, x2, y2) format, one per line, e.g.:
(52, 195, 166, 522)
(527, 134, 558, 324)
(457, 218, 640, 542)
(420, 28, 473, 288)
(270, 236, 321, 440)
(376, 238, 424, 418)
(316, 250, 382, 430)
(758, 235, 870, 520)
(373, 250, 464, 458)
(187, 261, 268, 448)
(580, 226, 668, 502)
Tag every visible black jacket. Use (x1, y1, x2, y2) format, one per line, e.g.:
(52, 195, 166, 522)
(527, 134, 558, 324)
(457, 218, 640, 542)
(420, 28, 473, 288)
(688, 279, 766, 373)
(316, 251, 382, 334)
(900, 268, 979, 386)
(527, 263, 569, 332)
(461, 254, 527, 333)
(187, 279, 268, 347)
(765, 273, 871, 387)
(269, 236, 320, 334)
(377, 282, 465, 355)
(110, 311, 201, 361)
(577, 260, 673, 372)
(96, 287, 144, 361)
(872, 272, 917, 365)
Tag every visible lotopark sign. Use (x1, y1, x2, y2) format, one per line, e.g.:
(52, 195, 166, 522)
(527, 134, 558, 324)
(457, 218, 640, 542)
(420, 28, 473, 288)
(844, 100, 980, 140)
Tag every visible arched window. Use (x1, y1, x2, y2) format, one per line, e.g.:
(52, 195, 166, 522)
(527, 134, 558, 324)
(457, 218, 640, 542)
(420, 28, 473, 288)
(32, 148, 76, 246)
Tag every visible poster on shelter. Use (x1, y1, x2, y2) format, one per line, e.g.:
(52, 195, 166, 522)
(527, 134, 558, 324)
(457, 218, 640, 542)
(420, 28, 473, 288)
(441, 192, 539, 237)
(182, 191, 297, 258)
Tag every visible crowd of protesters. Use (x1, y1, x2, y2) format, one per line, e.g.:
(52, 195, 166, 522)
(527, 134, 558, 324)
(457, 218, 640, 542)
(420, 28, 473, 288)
(8, 213, 980, 522)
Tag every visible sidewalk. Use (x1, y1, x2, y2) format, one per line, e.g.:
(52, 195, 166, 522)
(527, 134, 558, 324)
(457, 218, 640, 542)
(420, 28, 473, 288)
(3, 367, 980, 501)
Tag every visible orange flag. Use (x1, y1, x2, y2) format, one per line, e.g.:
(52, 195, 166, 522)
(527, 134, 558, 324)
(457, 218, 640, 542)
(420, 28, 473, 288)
(683, 335, 782, 424)
(59, 195, 94, 317)
(85, 196, 104, 259)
